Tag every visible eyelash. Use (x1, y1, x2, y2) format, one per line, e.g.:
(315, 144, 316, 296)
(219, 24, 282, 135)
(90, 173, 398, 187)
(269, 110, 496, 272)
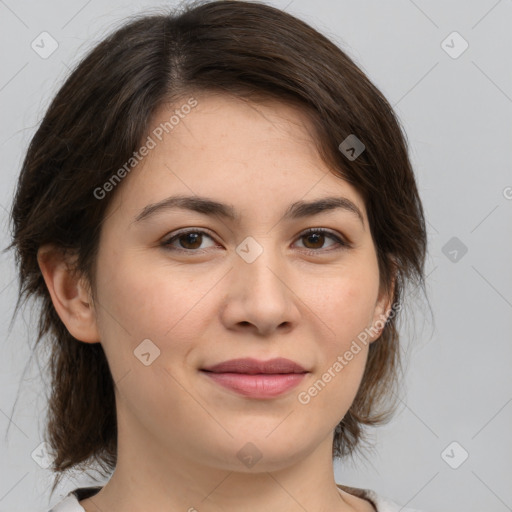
(161, 227, 351, 256)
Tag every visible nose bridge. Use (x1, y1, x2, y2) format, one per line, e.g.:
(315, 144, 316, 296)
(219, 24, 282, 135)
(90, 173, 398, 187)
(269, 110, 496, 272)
(241, 246, 281, 293)
(237, 235, 286, 301)
(223, 235, 299, 334)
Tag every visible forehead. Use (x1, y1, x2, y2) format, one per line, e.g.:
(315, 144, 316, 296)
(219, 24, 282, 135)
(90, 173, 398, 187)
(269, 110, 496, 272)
(151, 92, 321, 156)
(104, 92, 366, 224)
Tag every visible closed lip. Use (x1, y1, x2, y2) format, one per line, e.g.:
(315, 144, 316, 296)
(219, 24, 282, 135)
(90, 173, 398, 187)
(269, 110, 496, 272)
(200, 357, 308, 374)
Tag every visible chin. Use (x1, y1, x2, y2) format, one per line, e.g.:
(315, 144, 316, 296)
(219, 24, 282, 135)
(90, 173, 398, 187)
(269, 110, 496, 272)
(197, 433, 314, 473)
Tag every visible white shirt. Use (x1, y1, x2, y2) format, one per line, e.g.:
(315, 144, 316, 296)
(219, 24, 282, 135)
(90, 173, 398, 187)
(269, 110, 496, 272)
(48, 485, 425, 512)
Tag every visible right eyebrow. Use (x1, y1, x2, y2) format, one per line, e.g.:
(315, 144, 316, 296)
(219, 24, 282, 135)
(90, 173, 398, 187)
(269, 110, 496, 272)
(133, 194, 364, 228)
(133, 195, 240, 223)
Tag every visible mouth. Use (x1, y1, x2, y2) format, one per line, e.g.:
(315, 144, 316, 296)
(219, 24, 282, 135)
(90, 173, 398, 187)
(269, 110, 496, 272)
(201, 357, 308, 374)
(200, 357, 309, 398)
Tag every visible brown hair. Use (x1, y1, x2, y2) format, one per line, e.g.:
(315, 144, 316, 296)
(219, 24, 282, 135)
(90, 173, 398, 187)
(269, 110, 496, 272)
(8, 0, 427, 495)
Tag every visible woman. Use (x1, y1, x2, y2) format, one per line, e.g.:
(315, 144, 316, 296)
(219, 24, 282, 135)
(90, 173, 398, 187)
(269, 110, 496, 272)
(9, 1, 428, 511)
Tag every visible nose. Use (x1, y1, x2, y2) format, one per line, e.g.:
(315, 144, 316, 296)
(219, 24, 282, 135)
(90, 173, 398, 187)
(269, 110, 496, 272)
(219, 243, 301, 337)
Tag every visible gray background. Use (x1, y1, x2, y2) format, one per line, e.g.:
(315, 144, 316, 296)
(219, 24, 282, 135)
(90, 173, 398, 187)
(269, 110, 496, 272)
(1, 1, 511, 511)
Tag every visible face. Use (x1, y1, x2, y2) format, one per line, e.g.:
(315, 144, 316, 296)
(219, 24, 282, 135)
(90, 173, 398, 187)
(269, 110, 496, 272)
(87, 93, 391, 472)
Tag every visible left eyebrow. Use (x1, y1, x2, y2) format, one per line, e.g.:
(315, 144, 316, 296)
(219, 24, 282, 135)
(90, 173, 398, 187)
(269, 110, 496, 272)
(284, 196, 364, 226)
(133, 194, 365, 227)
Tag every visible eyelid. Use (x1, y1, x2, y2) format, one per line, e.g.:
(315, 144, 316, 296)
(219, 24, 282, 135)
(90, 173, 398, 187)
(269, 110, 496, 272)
(300, 227, 351, 245)
(160, 227, 220, 252)
(160, 226, 352, 253)
(297, 227, 352, 254)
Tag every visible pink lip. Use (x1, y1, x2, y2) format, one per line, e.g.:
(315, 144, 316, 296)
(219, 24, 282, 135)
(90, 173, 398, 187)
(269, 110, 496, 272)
(200, 357, 308, 398)
(201, 357, 307, 374)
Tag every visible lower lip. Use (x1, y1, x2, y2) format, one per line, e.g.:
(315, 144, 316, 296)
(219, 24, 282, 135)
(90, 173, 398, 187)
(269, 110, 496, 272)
(201, 371, 307, 398)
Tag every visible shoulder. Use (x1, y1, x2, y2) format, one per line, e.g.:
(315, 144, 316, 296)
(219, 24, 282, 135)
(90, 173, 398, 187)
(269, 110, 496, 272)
(51, 484, 428, 512)
(364, 489, 426, 512)
(48, 486, 102, 512)
(337, 484, 427, 512)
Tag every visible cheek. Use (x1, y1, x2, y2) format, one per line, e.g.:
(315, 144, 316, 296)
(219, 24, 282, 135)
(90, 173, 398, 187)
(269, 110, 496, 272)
(296, 277, 374, 424)
(93, 250, 221, 352)
(307, 267, 379, 343)
(92, 256, 214, 404)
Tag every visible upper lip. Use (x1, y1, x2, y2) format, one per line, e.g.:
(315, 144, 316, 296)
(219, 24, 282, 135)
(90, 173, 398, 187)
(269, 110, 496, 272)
(201, 357, 308, 374)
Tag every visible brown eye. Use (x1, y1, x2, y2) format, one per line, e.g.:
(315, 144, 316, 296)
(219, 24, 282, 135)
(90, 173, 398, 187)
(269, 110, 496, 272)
(295, 228, 350, 253)
(178, 232, 203, 250)
(162, 230, 217, 252)
(302, 232, 326, 250)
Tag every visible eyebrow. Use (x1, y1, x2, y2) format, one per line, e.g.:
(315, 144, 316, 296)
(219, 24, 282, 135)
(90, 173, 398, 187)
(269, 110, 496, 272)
(133, 194, 364, 226)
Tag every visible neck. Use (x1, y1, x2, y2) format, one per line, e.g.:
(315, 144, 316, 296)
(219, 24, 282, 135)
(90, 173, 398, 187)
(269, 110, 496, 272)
(78, 403, 372, 512)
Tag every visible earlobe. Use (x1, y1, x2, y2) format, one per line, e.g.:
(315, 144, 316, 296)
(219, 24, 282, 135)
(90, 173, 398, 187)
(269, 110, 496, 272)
(37, 245, 100, 343)
(369, 273, 396, 343)
(369, 293, 391, 343)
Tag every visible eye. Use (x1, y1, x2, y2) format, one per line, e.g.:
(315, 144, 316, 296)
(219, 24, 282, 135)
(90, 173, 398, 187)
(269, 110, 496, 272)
(161, 227, 351, 255)
(161, 229, 219, 253)
(294, 228, 350, 254)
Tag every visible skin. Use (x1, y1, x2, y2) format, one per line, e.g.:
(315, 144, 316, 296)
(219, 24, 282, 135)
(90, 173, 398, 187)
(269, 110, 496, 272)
(38, 92, 393, 512)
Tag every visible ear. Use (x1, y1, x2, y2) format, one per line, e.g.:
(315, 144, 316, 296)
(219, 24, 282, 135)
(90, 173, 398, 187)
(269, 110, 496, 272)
(368, 270, 396, 343)
(37, 244, 100, 343)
